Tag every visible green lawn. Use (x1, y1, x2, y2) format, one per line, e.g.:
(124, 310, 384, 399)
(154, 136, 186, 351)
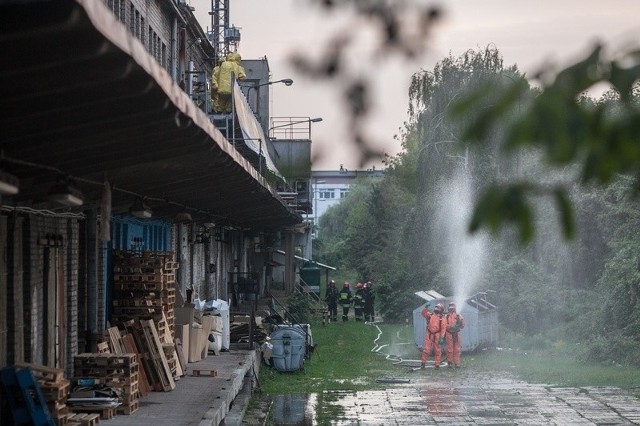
(258, 321, 640, 394)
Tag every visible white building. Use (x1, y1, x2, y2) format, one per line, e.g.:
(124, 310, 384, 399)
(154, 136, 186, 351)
(307, 166, 385, 237)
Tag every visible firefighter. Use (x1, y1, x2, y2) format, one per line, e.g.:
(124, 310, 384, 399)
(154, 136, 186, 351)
(444, 302, 465, 368)
(210, 57, 223, 113)
(325, 280, 339, 322)
(339, 282, 353, 321)
(353, 283, 366, 321)
(215, 52, 246, 113)
(421, 302, 445, 368)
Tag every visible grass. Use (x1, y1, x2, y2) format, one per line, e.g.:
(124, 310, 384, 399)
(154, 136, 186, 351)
(259, 320, 640, 393)
(467, 349, 640, 389)
(259, 321, 413, 393)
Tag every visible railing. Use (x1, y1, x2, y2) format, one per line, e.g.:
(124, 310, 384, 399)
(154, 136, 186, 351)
(268, 293, 315, 359)
(269, 116, 317, 140)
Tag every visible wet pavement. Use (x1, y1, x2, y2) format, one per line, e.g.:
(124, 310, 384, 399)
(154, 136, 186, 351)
(102, 343, 258, 426)
(268, 373, 640, 425)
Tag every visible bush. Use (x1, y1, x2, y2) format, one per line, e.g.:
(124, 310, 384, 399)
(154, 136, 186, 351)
(577, 335, 640, 367)
(283, 292, 315, 324)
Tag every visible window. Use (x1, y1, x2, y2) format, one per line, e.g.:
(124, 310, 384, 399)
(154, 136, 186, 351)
(140, 17, 145, 45)
(319, 190, 335, 199)
(134, 10, 140, 40)
(340, 189, 349, 198)
(129, 4, 135, 33)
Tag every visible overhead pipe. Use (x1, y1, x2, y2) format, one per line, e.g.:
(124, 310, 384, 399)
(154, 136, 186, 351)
(86, 207, 98, 352)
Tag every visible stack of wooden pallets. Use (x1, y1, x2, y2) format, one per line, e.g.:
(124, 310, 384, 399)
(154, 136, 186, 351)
(71, 353, 139, 418)
(15, 363, 71, 426)
(112, 250, 178, 336)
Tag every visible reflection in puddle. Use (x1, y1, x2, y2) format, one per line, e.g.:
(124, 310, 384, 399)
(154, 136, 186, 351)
(271, 393, 317, 425)
(261, 379, 640, 425)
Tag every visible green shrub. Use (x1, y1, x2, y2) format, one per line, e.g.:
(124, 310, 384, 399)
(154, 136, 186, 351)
(284, 292, 315, 324)
(577, 335, 640, 366)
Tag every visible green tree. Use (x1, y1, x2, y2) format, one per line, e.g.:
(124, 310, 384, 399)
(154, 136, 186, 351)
(454, 46, 640, 244)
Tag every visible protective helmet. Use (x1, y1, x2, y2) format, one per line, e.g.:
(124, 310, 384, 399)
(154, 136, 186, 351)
(448, 302, 456, 311)
(343, 282, 350, 288)
(330, 280, 335, 285)
(435, 303, 445, 313)
(356, 283, 364, 289)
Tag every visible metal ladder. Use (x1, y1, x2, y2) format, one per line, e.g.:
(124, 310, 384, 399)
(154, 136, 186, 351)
(0, 366, 55, 426)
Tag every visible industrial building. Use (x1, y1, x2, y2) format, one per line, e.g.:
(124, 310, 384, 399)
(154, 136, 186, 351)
(0, 0, 315, 381)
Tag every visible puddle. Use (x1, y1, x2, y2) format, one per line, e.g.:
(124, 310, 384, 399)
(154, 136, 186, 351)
(245, 376, 640, 425)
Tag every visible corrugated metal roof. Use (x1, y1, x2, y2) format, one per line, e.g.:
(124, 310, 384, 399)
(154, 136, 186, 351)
(0, 0, 301, 229)
(275, 249, 336, 270)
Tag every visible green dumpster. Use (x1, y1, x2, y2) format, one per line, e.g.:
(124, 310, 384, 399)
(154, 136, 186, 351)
(300, 262, 321, 295)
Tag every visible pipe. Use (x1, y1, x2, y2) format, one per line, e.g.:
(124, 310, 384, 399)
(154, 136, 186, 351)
(86, 207, 98, 352)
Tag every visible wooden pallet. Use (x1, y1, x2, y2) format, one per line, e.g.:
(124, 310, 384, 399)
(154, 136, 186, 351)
(96, 342, 110, 354)
(15, 362, 64, 382)
(72, 406, 115, 420)
(139, 319, 175, 391)
(105, 327, 125, 354)
(40, 379, 71, 400)
(75, 353, 136, 367)
(116, 399, 139, 415)
(120, 333, 151, 397)
(66, 413, 99, 426)
(191, 369, 217, 377)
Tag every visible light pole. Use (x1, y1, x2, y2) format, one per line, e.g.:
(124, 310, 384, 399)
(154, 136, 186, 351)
(240, 78, 293, 133)
(313, 179, 326, 238)
(241, 78, 293, 111)
(269, 117, 323, 139)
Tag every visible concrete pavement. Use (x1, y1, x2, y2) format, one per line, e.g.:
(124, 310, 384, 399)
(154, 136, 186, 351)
(313, 373, 640, 425)
(102, 343, 259, 426)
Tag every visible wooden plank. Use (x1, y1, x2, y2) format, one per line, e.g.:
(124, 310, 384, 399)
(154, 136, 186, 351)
(15, 362, 65, 382)
(160, 311, 182, 378)
(174, 338, 187, 374)
(106, 326, 124, 354)
(191, 369, 217, 377)
(128, 321, 162, 392)
(67, 413, 99, 426)
(96, 341, 110, 353)
(140, 319, 175, 391)
(121, 333, 150, 397)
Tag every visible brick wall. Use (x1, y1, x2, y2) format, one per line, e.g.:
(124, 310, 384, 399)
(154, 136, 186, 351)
(1, 212, 80, 376)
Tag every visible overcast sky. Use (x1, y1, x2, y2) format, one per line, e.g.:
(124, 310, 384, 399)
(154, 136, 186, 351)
(195, 1, 640, 171)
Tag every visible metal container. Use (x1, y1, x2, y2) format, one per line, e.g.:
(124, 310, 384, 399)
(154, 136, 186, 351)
(413, 290, 498, 352)
(270, 326, 307, 372)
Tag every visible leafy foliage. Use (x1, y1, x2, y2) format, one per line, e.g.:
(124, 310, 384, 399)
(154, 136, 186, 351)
(453, 46, 640, 243)
(313, 45, 640, 367)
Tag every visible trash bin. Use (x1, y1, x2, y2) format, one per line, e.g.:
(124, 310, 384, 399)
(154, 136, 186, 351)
(270, 326, 306, 372)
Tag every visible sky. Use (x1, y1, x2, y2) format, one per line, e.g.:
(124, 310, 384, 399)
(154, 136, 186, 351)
(195, 0, 640, 171)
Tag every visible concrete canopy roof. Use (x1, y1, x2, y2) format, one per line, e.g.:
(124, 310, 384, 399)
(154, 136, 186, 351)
(0, 0, 301, 229)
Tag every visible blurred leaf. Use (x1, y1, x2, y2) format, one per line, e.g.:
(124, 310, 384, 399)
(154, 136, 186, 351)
(469, 183, 535, 244)
(552, 45, 603, 95)
(609, 62, 640, 102)
(553, 188, 575, 240)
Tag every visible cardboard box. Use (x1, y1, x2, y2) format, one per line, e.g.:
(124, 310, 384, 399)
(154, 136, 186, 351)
(175, 324, 189, 362)
(188, 326, 203, 362)
(200, 316, 215, 359)
(175, 306, 195, 326)
(210, 316, 224, 332)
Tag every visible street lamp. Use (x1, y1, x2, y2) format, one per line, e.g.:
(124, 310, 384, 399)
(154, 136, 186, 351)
(240, 78, 294, 131)
(241, 78, 294, 103)
(269, 117, 323, 139)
